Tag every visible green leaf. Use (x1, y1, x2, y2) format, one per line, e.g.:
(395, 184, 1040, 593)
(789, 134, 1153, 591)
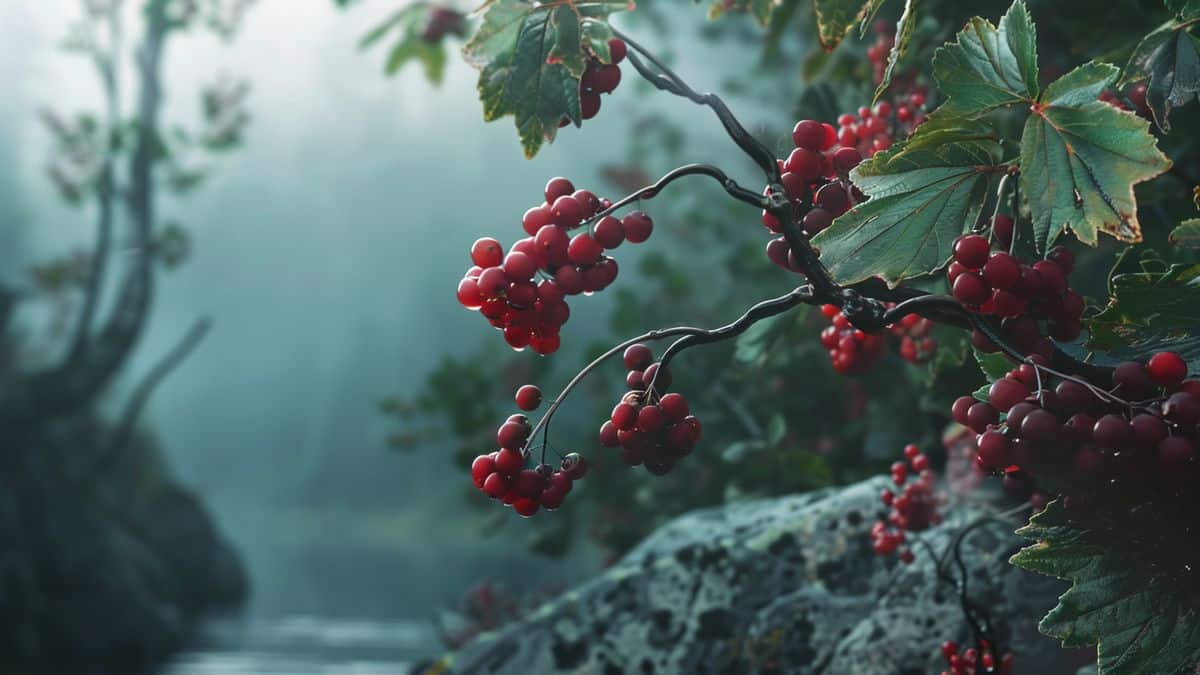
(813, 0, 875, 50)
(1011, 500, 1200, 675)
(858, 0, 887, 37)
(1169, 218, 1200, 248)
(974, 348, 1012, 382)
(812, 115, 1004, 285)
(1020, 62, 1172, 250)
(1090, 263, 1200, 335)
(1122, 17, 1200, 131)
(734, 311, 794, 365)
(464, 1, 630, 157)
(386, 38, 448, 84)
(1166, 0, 1200, 21)
(708, 0, 775, 25)
(931, 0, 1039, 117)
(872, 0, 916, 104)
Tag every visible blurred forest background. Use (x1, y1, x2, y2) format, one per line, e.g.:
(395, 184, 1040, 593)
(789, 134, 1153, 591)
(6, 0, 1155, 672)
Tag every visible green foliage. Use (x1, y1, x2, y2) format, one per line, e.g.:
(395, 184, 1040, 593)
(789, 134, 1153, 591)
(1087, 263, 1200, 371)
(813, 115, 1004, 284)
(360, 4, 456, 85)
(1170, 219, 1200, 248)
(1121, 19, 1200, 131)
(1021, 63, 1172, 250)
(1012, 500, 1200, 674)
(462, 0, 628, 157)
(813, 0, 881, 50)
(930, 0, 1038, 117)
(872, 0, 916, 102)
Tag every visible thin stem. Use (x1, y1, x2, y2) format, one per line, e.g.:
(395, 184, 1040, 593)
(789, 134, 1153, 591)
(529, 287, 813, 450)
(611, 26, 779, 182)
(649, 287, 812, 394)
(586, 163, 767, 226)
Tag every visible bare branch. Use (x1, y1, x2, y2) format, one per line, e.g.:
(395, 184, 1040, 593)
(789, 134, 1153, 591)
(87, 317, 211, 478)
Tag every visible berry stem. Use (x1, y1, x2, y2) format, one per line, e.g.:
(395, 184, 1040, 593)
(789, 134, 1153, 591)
(530, 287, 813, 449)
(610, 26, 780, 182)
(585, 163, 768, 225)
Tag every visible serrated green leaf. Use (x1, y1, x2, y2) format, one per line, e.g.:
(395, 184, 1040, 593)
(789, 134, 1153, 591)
(1011, 500, 1200, 675)
(813, 0, 874, 50)
(1169, 218, 1200, 248)
(872, 0, 916, 103)
(581, 20, 614, 63)
(931, 0, 1039, 117)
(463, 0, 627, 157)
(1091, 263, 1200, 331)
(974, 347, 1012, 382)
(359, 6, 419, 49)
(386, 38, 448, 84)
(1021, 62, 1172, 251)
(812, 115, 1004, 285)
(972, 382, 991, 401)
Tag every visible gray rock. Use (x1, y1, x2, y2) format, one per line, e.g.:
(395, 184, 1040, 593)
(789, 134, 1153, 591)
(427, 477, 1079, 675)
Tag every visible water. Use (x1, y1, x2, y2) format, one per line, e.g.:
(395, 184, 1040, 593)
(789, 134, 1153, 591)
(165, 616, 438, 675)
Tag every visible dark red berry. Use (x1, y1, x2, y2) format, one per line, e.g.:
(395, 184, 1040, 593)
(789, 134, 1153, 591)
(515, 384, 542, 411)
(1148, 352, 1187, 387)
(953, 234, 990, 269)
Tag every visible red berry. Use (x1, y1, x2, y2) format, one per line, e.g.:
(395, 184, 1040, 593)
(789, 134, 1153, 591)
(966, 401, 999, 433)
(643, 362, 671, 390)
(580, 92, 601, 120)
(657, 393, 688, 423)
(512, 497, 540, 517)
(622, 211, 653, 243)
(623, 343, 653, 370)
(551, 195, 585, 227)
(523, 206, 553, 235)
(593, 64, 621, 93)
(515, 384, 543, 411)
(612, 402, 638, 430)
(457, 277, 484, 309)
(952, 272, 990, 306)
(802, 208, 833, 235)
(977, 430, 1012, 469)
(599, 421, 620, 447)
(608, 38, 627, 64)
(593, 215, 624, 249)
(1163, 392, 1200, 428)
(471, 454, 496, 488)
(982, 251, 1020, 290)
(1159, 436, 1196, 469)
(497, 421, 529, 450)
(1092, 414, 1131, 449)
(494, 447, 524, 475)
(568, 232, 603, 265)
(482, 472, 509, 498)
(544, 177, 575, 203)
(989, 377, 1030, 412)
(1148, 352, 1187, 387)
(637, 405, 664, 432)
(951, 396, 974, 425)
(832, 147, 862, 174)
(792, 119, 826, 151)
(1113, 361, 1155, 399)
(470, 237, 504, 268)
(784, 147, 822, 181)
(953, 234, 990, 269)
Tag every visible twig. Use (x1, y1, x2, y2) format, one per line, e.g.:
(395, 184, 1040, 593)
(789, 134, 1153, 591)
(586, 163, 768, 224)
(529, 287, 814, 458)
(86, 317, 212, 478)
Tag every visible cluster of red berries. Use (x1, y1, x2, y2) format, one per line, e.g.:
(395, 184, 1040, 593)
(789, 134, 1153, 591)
(949, 221, 1085, 355)
(762, 92, 927, 273)
(955, 352, 1199, 496)
(940, 640, 1014, 675)
(420, 6, 465, 42)
(456, 176, 654, 354)
(1099, 82, 1151, 119)
(892, 311, 938, 364)
(819, 304, 886, 374)
(597, 343, 702, 475)
(871, 443, 941, 564)
(817, 304, 937, 375)
(561, 38, 626, 126)
(470, 409, 589, 517)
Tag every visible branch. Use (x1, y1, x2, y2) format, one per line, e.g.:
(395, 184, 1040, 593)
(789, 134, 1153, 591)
(587, 163, 767, 223)
(608, 28, 1114, 384)
(69, 6, 123, 361)
(611, 27, 780, 182)
(528, 287, 813, 456)
(87, 317, 211, 478)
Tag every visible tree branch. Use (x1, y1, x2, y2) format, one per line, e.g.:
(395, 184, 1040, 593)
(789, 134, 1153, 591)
(528, 287, 814, 458)
(586, 163, 768, 224)
(86, 317, 211, 478)
(69, 5, 123, 361)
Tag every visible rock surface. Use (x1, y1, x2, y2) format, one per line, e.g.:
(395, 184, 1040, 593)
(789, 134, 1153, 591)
(423, 477, 1082, 675)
